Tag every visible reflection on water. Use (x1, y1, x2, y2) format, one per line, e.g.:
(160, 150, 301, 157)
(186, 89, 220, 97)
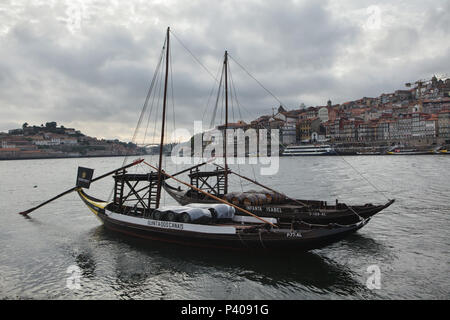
(77, 225, 375, 299)
(74, 252, 97, 279)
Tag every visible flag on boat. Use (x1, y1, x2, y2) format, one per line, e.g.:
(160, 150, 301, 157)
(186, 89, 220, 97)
(76, 167, 94, 188)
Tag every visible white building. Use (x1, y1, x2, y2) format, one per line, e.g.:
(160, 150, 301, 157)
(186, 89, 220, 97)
(281, 124, 296, 145)
(318, 107, 329, 122)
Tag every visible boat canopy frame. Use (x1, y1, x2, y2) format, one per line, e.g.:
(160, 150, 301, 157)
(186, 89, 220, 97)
(113, 170, 161, 215)
(188, 167, 230, 197)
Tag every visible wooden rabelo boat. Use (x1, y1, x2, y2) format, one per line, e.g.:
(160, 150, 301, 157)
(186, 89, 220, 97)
(163, 178, 395, 226)
(74, 162, 368, 251)
(18, 28, 377, 252)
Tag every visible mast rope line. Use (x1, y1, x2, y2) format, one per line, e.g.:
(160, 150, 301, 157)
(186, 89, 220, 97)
(237, 231, 249, 248)
(143, 46, 166, 147)
(227, 61, 257, 183)
(169, 41, 178, 177)
(170, 30, 220, 84)
(228, 54, 286, 108)
(226, 60, 244, 191)
(210, 65, 225, 129)
(334, 149, 391, 203)
(227, 51, 387, 204)
(226, 53, 388, 205)
(346, 204, 364, 221)
(107, 40, 166, 203)
(202, 59, 224, 125)
(170, 30, 291, 151)
(164, 30, 294, 152)
(155, 27, 171, 209)
(143, 30, 387, 215)
(130, 38, 166, 149)
(171, 28, 224, 130)
(258, 229, 266, 249)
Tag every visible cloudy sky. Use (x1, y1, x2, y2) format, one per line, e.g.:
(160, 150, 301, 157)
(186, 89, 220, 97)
(0, 0, 449, 142)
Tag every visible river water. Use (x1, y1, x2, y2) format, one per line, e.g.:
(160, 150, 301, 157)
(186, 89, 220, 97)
(0, 155, 449, 299)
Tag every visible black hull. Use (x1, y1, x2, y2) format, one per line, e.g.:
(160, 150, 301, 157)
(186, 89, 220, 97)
(163, 182, 394, 225)
(99, 213, 365, 251)
(78, 189, 367, 251)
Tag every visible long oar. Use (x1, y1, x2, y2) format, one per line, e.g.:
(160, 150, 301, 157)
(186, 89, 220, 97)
(18, 159, 145, 216)
(142, 161, 278, 228)
(213, 163, 310, 208)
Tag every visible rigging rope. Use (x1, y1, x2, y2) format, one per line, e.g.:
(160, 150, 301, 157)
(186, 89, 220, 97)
(227, 62, 257, 183)
(202, 59, 224, 125)
(170, 30, 219, 83)
(210, 66, 225, 129)
(333, 149, 391, 203)
(228, 53, 286, 108)
(118, 29, 388, 215)
(107, 41, 166, 202)
(169, 40, 177, 180)
(226, 52, 387, 204)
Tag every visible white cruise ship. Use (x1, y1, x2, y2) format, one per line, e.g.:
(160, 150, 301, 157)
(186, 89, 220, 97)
(282, 144, 336, 156)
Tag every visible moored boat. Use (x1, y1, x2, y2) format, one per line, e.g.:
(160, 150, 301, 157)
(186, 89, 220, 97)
(77, 183, 367, 251)
(282, 144, 336, 156)
(434, 146, 449, 154)
(386, 145, 434, 155)
(163, 180, 394, 225)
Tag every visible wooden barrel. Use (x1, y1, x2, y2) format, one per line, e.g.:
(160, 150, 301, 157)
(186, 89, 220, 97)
(270, 192, 286, 204)
(223, 192, 237, 202)
(243, 193, 267, 206)
(262, 192, 273, 203)
(257, 193, 269, 205)
(231, 193, 246, 205)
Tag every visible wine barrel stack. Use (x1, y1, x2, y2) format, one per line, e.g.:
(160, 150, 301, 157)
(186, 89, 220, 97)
(223, 190, 286, 206)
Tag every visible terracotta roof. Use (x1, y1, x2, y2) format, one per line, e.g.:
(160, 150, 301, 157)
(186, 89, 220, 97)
(0, 148, 20, 152)
(423, 97, 450, 103)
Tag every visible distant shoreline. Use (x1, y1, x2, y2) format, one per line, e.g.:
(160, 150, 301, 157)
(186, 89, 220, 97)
(2, 152, 447, 161)
(0, 154, 150, 161)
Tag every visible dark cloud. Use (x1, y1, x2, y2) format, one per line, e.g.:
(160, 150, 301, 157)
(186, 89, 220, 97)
(0, 0, 449, 141)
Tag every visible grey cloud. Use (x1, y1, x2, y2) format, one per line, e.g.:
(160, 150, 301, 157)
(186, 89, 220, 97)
(0, 0, 449, 141)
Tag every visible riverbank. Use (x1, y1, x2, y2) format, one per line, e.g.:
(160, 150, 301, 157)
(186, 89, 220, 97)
(0, 153, 148, 161)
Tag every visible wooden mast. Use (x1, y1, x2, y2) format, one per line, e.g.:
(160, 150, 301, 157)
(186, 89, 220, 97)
(156, 26, 170, 209)
(223, 50, 229, 195)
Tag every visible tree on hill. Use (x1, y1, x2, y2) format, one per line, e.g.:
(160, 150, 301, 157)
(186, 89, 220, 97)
(45, 122, 57, 129)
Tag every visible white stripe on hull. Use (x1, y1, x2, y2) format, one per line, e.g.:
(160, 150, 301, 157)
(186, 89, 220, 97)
(106, 210, 237, 234)
(283, 152, 331, 156)
(232, 215, 278, 224)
